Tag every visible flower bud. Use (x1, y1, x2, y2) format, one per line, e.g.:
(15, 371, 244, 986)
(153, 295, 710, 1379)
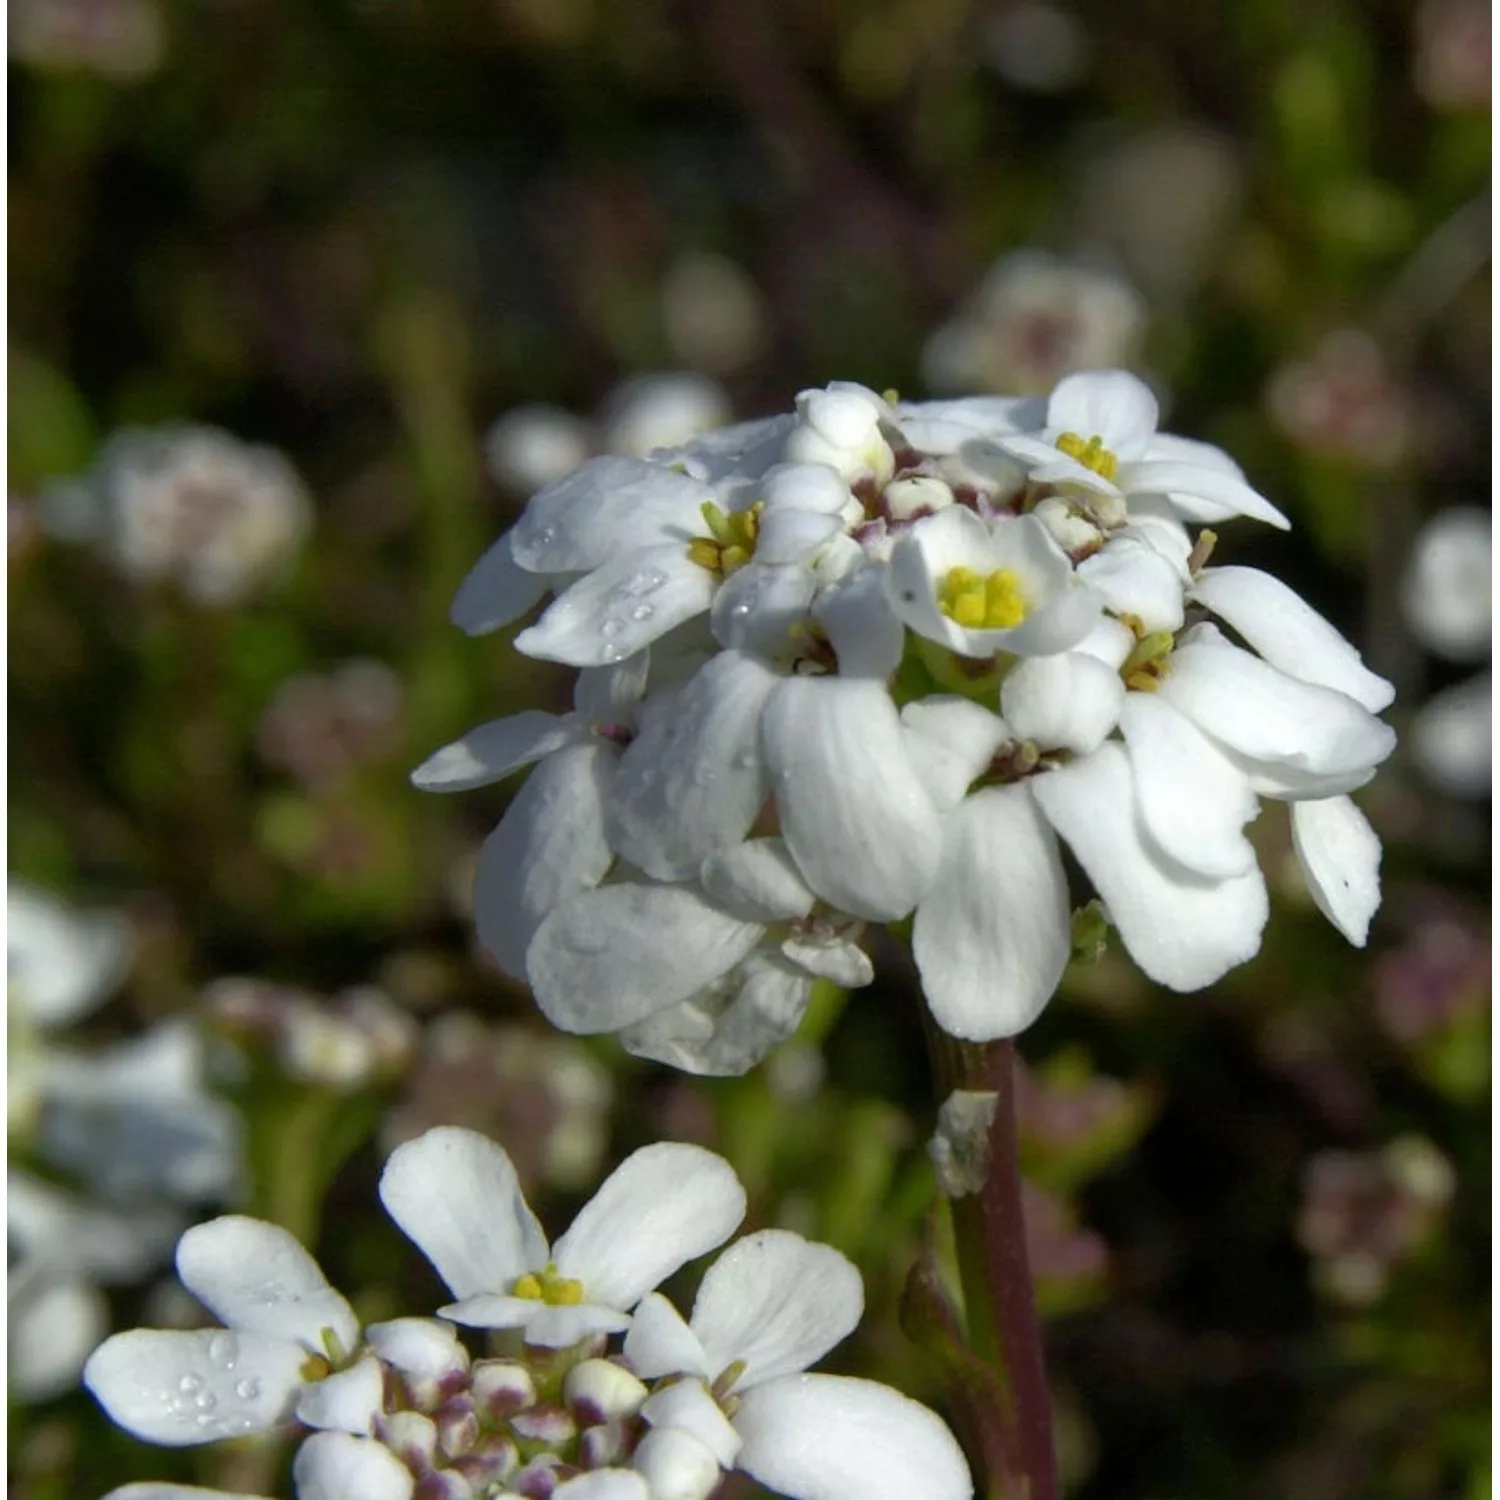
(562, 1357, 648, 1423)
(471, 1359, 536, 1417)
(633, 1426, 723, 1500)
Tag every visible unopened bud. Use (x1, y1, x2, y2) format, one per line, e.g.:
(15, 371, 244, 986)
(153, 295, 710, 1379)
(511, 1402, 576, 1446)
(562, 1357, 648, 1423)
(436, 1393, 480, 1460)
(632, 1426, 723, 1500)
(377, 1409, 439, 1469)
(471, 1359, 535, 1417)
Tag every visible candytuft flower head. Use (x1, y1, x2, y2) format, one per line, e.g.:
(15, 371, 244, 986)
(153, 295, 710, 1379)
(422, 368, 1396, 1055)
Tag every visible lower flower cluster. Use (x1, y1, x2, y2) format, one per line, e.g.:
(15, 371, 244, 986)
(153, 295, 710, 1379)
(86, 1127, 972, 1500)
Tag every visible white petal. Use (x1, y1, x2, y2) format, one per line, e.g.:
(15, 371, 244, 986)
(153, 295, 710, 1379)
(780, 934, 873, 989)
(1071, 614, 1136, 669)
(1077, 537, 1185, 634)
(509, 457, 712, 572)
(735, 1373, 974, 1500)
(760, 462, 854, 514)
(291, 1432, 414, 1500)
(554, 1473, 651, 1500)
(83, 1328, 306, 1446)
(472, 741, 615, 978)
(363, 1319, 466, 1380)
(1046, 369, 1159, 455)
(710, 562, 817, 659)
(436, 1298, 630, 1347)
(900, 697, 1009, 811)
(912, 786, 1070, 1041)
(450, 532, 550, 636)
(632, 1427, 723, 1500)
(815, 564, 905, 679)
(700, 838, 816, 923)
(103, 1487, 265, 1500)
(606, 650, 779, 880)
(642, 1379, 743, 1466)
(1191, 567, 1395, 712)
(527, 882, 764, 1033)
(554, 1143, 747, 1311)
(1159, 639, 1396, 785)
(295, 1355, 383, 1434)
(622, 1291, 711, 1380)
(690, 1229, 862, 1387)
(6, 1170, 179, 1281)
(998, 438, 1121, 495)
(1031, 744, 1270, 991)
(1000, 652, 1125, 756)
(620, 955, 816, 1078)
(755, 507, 842, 564)
(763, 677, 942, 922)
(515, 545, 715, 668)
(1291, 796, 1382, 946)
(378, 1127, 547, 1300)
(1124, 457, 1289, 530)
(1118, 694, 1259, 878)
(894, 396, 1044, 453)
(410, 711, 583, 792)
(573, 654, 651, 725)
(176, 1218, 359, 1356)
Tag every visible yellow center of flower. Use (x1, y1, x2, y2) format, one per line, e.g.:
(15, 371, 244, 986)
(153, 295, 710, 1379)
(512, 1263, 585, 1307)
(687, 500, 762, 576)
(1055, 431, 1119, 482)
(937, 566, 1029, 630)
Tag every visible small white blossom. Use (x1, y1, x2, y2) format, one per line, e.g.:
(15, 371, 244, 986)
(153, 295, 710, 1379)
(379, 1127, 746, 1346)
(1400, 507, 1491, 662)
(624, 1229, 973, 1500)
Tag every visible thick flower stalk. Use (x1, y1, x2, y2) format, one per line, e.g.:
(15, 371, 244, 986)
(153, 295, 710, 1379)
(84, 1125, 971, 1500)
(422, 367, 1396, 1066)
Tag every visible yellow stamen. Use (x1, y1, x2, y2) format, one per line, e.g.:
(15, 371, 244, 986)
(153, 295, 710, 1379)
(937, 565, 1028, 630)
(513, 1263, 586, 1307)
(688, 501, 762, 576)
(1055, 431, 1119, 482)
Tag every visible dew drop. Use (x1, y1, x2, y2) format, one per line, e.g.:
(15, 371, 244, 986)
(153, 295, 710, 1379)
(195, 1412, 220, 1429)
(534, 525, 557, 548)
(612, 567, 668, 601)
(195, 1392, 218, 1412)
(235, 1378, 262, 1401)
(730, 601, 752, 618)
(207, 1331, 240, 1371)
(629, 604, 654, 622)
(178, 1374, 203, 1393)
(169, 1394, 194, 1416)
(599, 617, 625, 638)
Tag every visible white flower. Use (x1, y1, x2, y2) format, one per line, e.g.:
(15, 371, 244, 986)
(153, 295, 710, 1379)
(484, 403, 594, 493)
(887, 505, 1102, 658)
(79, 425, 312, 605)
(1410, 670, 1492, 799)
(1000, 370, 1290, 529)
(782, 382, 898, 484)
(379, 1127, 746, 1347)
(599, 373, 733, 459)
(921, 251, 1147, 397)
(623, 1229, 973, 1500)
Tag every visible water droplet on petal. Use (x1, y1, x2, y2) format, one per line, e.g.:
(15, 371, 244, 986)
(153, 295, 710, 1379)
(235, 1378, 262, 1401)
(195, 1412, 219, 1429)
(600, 617, 624, 638)
(535, 525, 556, 547)
(207, 1332, 240, 1371)
(178, 1374, 203, 1393)
(630, 604, 654, 621)
(195, 1392, 218, 1412)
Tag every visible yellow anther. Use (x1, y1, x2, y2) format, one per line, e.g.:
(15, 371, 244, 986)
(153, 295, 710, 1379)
(689, 502, 762, 576)
(1055, 431, 1119, 483)
(300, 1353, 333, 1383)
(881, 387, 901, 406)
(937, 565, 1028, 630)
(512, 1264, 586, 1307)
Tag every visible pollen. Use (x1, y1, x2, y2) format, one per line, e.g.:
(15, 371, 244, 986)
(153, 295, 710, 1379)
(937, 565, 1029, 630)
(513, 1263, 586, 1307)
(1055, 431, 1119, 482)
(688, 500, 762, 576)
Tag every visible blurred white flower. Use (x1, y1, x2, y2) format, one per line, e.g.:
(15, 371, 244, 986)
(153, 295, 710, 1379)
(9, 0, 164, 79)
(981, 2, 1090, 93)
(54, 425, 312, 604)
(923, 252, 1144, 397)
(625, 1229, 973, 1500)
(661, 252, 767, 375)
(484, 403, 594, 494)
(1400, 507, 1492, 662)
(1410, 670, 1492, 799)
(600, 373, 733, 460)
(8, 883, 242, 1400)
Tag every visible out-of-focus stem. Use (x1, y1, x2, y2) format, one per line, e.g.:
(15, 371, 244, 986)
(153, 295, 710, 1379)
(926, 1024, 1060, 1500)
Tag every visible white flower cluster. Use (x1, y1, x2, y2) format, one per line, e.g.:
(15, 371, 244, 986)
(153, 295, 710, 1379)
(420, 370, 1396, 1070)
(85, 1126, 971, 1500)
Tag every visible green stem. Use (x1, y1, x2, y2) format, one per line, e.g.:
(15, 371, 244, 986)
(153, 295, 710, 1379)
(926, 1024, 1060, 1500)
